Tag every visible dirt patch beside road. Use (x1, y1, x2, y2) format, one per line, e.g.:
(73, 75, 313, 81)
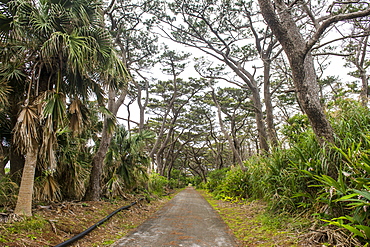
(0, 196, 172, 246)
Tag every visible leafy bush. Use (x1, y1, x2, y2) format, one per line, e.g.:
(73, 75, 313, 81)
(211, 167, 249, 200)
(167, 169, 188, 189)
(188, 175, 203, 187)
(278, 100, 370, 243)
(148, 173, 169, 195)
(205, 167, 230, 192)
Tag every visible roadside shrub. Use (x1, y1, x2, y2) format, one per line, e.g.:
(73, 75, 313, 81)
(209, 167, 248, 200)
(242, 155, 270, 199)
(188, 175, 203, 187)
(148, 173, 169, 195)
(205, 167, 230, 192)
(167, 169, 188, 189)
(200, 99, 370, 245)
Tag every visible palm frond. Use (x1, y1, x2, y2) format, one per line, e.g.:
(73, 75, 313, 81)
(0, 81, 11, 105)
(0, 62, 27, 82)
(41, 31, 68, 66)
(13, 104, 40, 152)
(43, 91, 66, 127)
(0, 13, 13, 43)
(40, 117, 58, 170)
(103, 173, 126, 199)
(29, 3, 54, 36)
(34, 172, 61, 202)
(49, 3, 72, 32)
(68, 98, 85, 136)
(67, 33, 92, 74)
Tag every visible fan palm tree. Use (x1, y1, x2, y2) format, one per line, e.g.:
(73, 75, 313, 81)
(104, 126, 155, 198)
(0, 0, 128, 216)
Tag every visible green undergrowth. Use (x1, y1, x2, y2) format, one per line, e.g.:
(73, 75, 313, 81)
(201, 190, 308, 246)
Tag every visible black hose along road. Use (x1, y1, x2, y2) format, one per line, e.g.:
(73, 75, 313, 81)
(53, 198, 143, 247)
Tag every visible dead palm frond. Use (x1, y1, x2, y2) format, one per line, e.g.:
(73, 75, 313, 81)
(69, 99, 84, 136)
(299, 225, 362, 247)
(40, 117, 58, 170)
(103, 172, 127, 199)
(34, 172, 62, 202)
(38, 91, 66, 170)
(13, 104, 40, 153)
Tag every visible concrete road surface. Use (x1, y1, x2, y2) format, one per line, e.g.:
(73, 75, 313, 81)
(112, 187, 239, 247)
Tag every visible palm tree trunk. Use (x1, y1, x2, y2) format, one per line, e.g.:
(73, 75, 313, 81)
(14, 141, 38, 216)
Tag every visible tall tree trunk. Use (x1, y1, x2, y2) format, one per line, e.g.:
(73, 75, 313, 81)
(156, 151, 165, 176)
(258, 0, 334, 144)
(297, 53, 335, 143)
(248, 12, 279, 148)
(250, 86, 270, 152)
(358, 35, 369, 107)
(155, 125, 176, 176)
(133, 77, 149, 131)
(224, 59, 270, 152)
(360, 70, 368, 107)
(263, 60, 279, 147)
(206, 116, 225, 169)
(14, 141, 38, 216)
(149, 80, 178, 171)
(84, 87, 128, 201)
(83, 120, 113, 201)
(230, 118, 243, 162)
(211, 89, 244, 166)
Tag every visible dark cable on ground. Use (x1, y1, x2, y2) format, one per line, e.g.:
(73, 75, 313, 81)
(54, 198, 144, 247)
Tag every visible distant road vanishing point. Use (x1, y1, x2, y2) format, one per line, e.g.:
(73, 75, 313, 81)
(112, 187, 239, 247)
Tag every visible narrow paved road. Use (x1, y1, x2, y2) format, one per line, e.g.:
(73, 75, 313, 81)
(112, 187, 239, 247)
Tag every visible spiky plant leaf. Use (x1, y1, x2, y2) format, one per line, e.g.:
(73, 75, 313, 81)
(0, 81, 11, 105)
(43, 91, 66, 127)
